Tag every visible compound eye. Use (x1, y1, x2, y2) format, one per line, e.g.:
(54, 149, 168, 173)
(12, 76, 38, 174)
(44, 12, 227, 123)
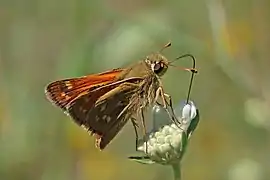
(153, 62, 166, 76)
(154, 63, 161, 72)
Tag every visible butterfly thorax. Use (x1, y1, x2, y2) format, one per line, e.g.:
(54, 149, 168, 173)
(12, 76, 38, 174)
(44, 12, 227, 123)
(115, 53, 169, 121)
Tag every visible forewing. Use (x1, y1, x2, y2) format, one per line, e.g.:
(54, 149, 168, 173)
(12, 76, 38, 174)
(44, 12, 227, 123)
(45, 69, 123, 110)
(67, 79, 141, 150)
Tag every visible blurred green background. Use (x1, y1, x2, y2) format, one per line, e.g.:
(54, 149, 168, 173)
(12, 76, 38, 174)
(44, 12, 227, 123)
(1, 0, 270, 179)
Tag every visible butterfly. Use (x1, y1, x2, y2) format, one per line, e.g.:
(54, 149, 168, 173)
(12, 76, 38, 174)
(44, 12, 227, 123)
(45, 42, 197, 150)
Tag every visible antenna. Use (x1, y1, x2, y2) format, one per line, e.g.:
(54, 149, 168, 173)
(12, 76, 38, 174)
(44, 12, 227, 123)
(169, 53, 197, 104)
(185, 63, 196, 104)
(159, 42, 172, 53)
(175, 54, 197, 104)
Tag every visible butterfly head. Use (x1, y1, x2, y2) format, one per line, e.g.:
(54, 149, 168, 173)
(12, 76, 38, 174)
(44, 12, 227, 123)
(145, 53, 169, 77)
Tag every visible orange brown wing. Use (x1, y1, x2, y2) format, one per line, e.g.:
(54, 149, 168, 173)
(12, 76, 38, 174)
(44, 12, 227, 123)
(67, 78, 142, 149)
(45, 69, 123, 110)
(45, 68, 144, 150)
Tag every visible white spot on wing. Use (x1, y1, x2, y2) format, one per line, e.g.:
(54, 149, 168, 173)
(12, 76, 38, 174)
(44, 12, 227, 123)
(102, 115, 107, 120)
(106, 116, 111, 123)
(100, 104, 106, 112)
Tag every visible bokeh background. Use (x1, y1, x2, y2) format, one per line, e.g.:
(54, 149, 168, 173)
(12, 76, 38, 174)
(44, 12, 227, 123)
(1, 0, 270, 179)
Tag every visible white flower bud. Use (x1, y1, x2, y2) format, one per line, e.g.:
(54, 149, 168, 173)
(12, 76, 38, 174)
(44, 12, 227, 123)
(180, 101, 197, 131)
(135, 101, 199, 165)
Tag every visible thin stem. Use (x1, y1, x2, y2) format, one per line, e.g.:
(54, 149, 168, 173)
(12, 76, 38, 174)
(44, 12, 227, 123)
(171, 162, 181, 180)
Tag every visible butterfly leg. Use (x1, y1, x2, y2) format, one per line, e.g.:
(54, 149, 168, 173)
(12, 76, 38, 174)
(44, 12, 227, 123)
(155, 87, 181, 128)
(163, 93, 182, 125)
(139, 109, 148, 154)
(130, 117, 139, 151)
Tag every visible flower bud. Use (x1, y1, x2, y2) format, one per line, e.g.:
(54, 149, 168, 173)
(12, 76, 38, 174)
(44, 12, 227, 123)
(130, 101, 199, 165)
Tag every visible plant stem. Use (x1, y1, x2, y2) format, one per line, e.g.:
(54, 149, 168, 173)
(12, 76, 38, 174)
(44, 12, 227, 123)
(171, 162, 181, 180)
